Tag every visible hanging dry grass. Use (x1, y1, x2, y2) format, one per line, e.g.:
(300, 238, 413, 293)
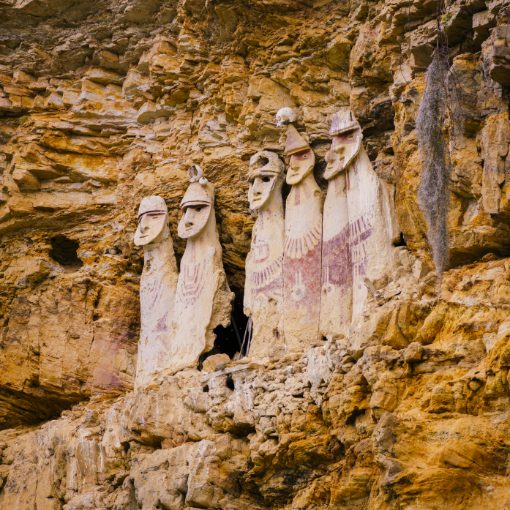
(416, 45, 451, 275)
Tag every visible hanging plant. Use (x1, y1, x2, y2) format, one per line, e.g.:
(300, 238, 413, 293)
(416, 0, 452, 276)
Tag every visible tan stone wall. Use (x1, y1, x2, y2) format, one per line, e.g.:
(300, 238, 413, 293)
(1, 0, 510, 508)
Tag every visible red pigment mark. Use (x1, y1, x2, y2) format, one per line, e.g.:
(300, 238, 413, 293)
(284, 242, 321, 320)
(349, 215, 373, 279)
(178, 259, 206, 307)
(322, 223, 352, 289)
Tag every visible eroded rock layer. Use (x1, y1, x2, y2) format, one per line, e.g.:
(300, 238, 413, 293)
(1, 0, 510, 508)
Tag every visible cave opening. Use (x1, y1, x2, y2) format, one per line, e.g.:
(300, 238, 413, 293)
(198, 290, 249, 369)
(212, 290, 249, 359)
(49, 235, 83, 268)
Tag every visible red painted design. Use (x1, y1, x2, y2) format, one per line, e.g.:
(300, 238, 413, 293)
(349, 214, 373, 280)
(322, 215, 373, 288)
(176, 259, 206, 307)
(322, 223, 352, 290)
(284, 241, 321, 320)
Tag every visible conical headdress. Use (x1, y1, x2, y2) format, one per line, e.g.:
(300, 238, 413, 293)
(330, 108, 361, 136)
(284, 124, 311, 156)
(137, 195, 167, 218)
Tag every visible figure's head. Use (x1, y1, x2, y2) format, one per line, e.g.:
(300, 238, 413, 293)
(178, 165, 214, 239)
(284, 124, 315, 185)
(287, 148, 315, 185)
(324, 109, 362, 180)
(134, 196, 169, 246)
(248, 150, 284, 211)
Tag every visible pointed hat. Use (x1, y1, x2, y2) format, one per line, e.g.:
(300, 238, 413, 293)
(180, 182, 214, 208)
(330, 108, 361, 136)
(284, 124, 311, 156)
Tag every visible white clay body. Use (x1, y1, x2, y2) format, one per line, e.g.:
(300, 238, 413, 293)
(170, 178, 233, 372)
(347, 148, 397, 324)
(245, 193, 285, 358)
(283, 173, 322, 350)
(136, 237, 178, 387)
(320, 171, 352, 339)
(133, 196, 178, 388)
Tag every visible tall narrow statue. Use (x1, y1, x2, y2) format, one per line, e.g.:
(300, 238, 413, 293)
(323, 109, 397, 330)
(170, 165, 234, 372)
(244, 150, 285, 359)
(133, 196, 178, 387)
(277, 109, 322, 350)
(342, 110, 397, 324)
(319, 112, 359, 339)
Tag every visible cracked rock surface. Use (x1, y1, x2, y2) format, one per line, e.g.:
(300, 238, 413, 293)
(1, 0, 510, 508)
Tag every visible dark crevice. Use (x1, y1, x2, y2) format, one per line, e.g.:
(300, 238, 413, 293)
(212, 290, 248, 359)
(346, 408, 365, 425)
(0, 385, 88, 430)
(49, 235, 83, 268)
(393, 232, 407, 247)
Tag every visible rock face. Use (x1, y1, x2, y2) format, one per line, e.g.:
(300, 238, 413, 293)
(1, 0, 510, 508)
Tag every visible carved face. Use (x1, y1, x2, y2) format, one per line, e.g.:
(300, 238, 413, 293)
(248, 174, 278, 210)
(286, 149, 315, 185)
(178, 203, 211, 239)
(248, 151, 283, 210)
(324, 130, 362, 180)
(134, 211, 167, 246)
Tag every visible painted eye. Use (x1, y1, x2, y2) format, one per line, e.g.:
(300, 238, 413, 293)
(262, 176, 271, 183)
(186, 205, 204, 213)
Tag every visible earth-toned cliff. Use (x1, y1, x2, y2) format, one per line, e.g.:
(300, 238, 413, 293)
(1, 0, 510, 508)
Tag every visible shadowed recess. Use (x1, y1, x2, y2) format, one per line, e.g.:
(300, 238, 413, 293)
(49, 235, 83, 268)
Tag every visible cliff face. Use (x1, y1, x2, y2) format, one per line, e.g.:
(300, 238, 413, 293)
(1, 0, 510, 508)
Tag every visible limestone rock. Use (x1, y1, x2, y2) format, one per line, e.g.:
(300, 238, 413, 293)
(1, 0, 510, 509)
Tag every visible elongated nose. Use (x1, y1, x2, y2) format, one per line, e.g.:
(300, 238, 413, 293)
(252, 180, 264, 196)
(184, 208, 194, 227)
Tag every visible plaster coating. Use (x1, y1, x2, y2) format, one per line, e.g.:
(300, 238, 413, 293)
(279, 115, 322, 350)
(170, 166, 234, 372)
(244, 150, 285, 359)
(133, 196, 178, 388)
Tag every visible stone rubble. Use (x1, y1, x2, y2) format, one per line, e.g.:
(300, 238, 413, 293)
(1, 0, 510, 508)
